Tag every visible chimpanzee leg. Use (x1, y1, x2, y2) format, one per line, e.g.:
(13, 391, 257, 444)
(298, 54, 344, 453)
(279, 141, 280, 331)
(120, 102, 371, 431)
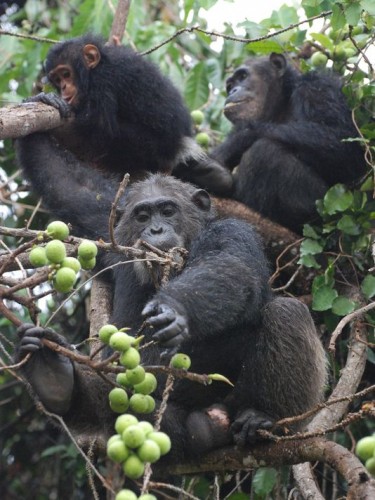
(227, 297, 327, 447)
(234, 138, 328, 232)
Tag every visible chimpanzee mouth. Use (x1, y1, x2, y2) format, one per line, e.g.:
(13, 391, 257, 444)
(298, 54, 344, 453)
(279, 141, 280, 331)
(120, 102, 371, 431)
(224, 100, 246, 109)
(63, 94, 77, 105)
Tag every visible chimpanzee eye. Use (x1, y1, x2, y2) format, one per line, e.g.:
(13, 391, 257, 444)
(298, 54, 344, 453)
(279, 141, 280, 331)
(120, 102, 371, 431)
(236, 69, 249, 81)
(62, 70, 71, 79)
(135, 211, 150, 223)
(162, 205, 176, 217)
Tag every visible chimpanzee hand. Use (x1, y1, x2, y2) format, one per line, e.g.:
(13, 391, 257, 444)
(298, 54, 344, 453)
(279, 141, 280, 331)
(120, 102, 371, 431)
(23, 92, 71, 118)
(174, 156, 233, 196)
(142, 301, 190, 353)
(231, 408, 274, 447)
(16, 323, 74, 415)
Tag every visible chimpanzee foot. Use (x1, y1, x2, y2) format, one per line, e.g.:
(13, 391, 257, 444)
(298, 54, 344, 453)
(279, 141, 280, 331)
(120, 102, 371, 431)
(231, 408, 274, 447)
(186, 404, 232, 455)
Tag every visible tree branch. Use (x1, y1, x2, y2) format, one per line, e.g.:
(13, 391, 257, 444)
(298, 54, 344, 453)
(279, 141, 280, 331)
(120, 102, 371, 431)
(0, 102, 64, 139)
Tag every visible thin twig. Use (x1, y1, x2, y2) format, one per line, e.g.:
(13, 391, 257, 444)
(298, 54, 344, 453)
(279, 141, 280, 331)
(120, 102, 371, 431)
(140, 12, 333, 55)
(328, 301, 375, 353)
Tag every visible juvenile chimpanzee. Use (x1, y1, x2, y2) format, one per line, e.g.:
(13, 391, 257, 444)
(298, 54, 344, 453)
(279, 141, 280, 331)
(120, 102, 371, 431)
(15, 133, 327, 459)
(211, 53, 366, 233)
(26, 33, 232, 194)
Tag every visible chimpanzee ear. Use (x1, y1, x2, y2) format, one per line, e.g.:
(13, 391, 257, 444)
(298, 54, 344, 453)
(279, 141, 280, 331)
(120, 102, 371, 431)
(269, 53, 286, 76)
(83, 44, 101, 69)
(192, 189, 211, 211)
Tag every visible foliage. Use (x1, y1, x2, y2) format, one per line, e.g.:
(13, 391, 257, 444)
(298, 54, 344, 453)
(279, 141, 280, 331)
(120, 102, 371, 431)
(0, 0, 374, 498)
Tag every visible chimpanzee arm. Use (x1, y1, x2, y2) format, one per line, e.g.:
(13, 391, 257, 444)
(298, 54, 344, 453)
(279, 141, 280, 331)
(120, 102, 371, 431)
(16, 324, 115, 435)
(16, 133, 119, 240)
(258, 78, 366, 183)
(16, 324, 75, 414)
(260, 121, 365, 183)
(144, 218, 271, 347)
(210, 125, 258, 169)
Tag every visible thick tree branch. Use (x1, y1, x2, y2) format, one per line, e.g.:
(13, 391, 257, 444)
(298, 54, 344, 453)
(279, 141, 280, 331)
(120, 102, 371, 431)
(293, 319, 369, 498)
(0, 102, 64, 139)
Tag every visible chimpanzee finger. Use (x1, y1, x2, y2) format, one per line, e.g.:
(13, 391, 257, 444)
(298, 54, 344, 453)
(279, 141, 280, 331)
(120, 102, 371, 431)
(159, 332, 188, 348)
(17, 323, 37, 338)
(147, 309, 175, 328)
(141, 301, 159, 318)
(17, 325, 46, 340)
(19, 335, 44, 353)
(24, 93, 71, 118)
(152, 321, 182, 343)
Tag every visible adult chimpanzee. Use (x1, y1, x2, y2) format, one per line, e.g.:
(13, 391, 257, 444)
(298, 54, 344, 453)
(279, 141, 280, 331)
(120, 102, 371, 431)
(26, 33, 232, 194)
(211, 53, 366, 233)
(15, 133, 327, 459)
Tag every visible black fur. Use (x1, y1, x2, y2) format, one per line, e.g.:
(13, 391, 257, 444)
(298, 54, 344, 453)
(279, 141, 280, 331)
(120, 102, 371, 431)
(15, 136, 327, 459)
(211, 53, 366, 232)
(28, 34, 233, 194)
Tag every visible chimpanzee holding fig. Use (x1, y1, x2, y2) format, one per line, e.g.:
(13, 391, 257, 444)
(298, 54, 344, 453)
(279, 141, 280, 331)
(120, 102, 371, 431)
(15, 132, 327, 460)
(26, 33, 232, 195)
(211, 53, 366, 233)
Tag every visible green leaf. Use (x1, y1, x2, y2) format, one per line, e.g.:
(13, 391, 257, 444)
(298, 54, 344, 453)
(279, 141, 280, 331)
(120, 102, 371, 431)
(312, 285, 338, 311)
(323, 184, 354, 215)
(310, 32, 334, 52)
(303, 224, 320, 239)
(361, 275, 375, 299)
(300, 238, 323, 256)
(362, 0, 375, 15)
(205, 58, 222, 90)
(298, 254, 321, 269)
(41, 445, 68, 458)
(344, 2, 362, 26)
(331, 3, 346, 31)
(337, 214, 361, 235)
(252, 467, 278, 496)
(332, 296, 356, 316)
(246, 40, 284, 54)
(184, 62, 209, 110)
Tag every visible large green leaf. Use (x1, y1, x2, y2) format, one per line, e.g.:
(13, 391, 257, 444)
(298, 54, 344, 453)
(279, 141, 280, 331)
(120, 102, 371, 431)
(184, 62, 210, 110)
(332, 296, 356, 316)
(312, 285, 338, 311)
(252, 467, 278, 497)
(300, 238, 324, 256)
(361, 275, 375, 299)
(323, 184, 354, 215)
(337, 215, 361, 235)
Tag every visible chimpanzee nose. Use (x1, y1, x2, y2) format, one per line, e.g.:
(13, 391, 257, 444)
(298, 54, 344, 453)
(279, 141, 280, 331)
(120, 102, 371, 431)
(150, 226, 163, 234)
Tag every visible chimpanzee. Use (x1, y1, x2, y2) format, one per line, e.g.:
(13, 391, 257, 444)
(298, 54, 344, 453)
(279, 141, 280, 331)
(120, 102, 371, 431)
(15, 132, 327, 459)
(211, 53, 367, 233)
(25, 33, 232, 194)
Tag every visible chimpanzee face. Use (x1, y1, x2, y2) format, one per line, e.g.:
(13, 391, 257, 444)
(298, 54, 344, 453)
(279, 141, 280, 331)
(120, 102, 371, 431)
(130, 196, 185, 251)
(48, 65, 78, 106)
(223, 53, 287, 124)
(224, 63, 267, 123)
(46, 44, 101, 108)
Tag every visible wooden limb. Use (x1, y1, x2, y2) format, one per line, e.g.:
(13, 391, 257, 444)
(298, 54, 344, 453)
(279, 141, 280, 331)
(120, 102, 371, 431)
(293, 319, 368, 497)
(157, 436, 375, 500)
(107, 0, 132, 45)
(88, 277, 113, 356)
(0, 102, 64, 139)
(212, 197, 300, 261)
